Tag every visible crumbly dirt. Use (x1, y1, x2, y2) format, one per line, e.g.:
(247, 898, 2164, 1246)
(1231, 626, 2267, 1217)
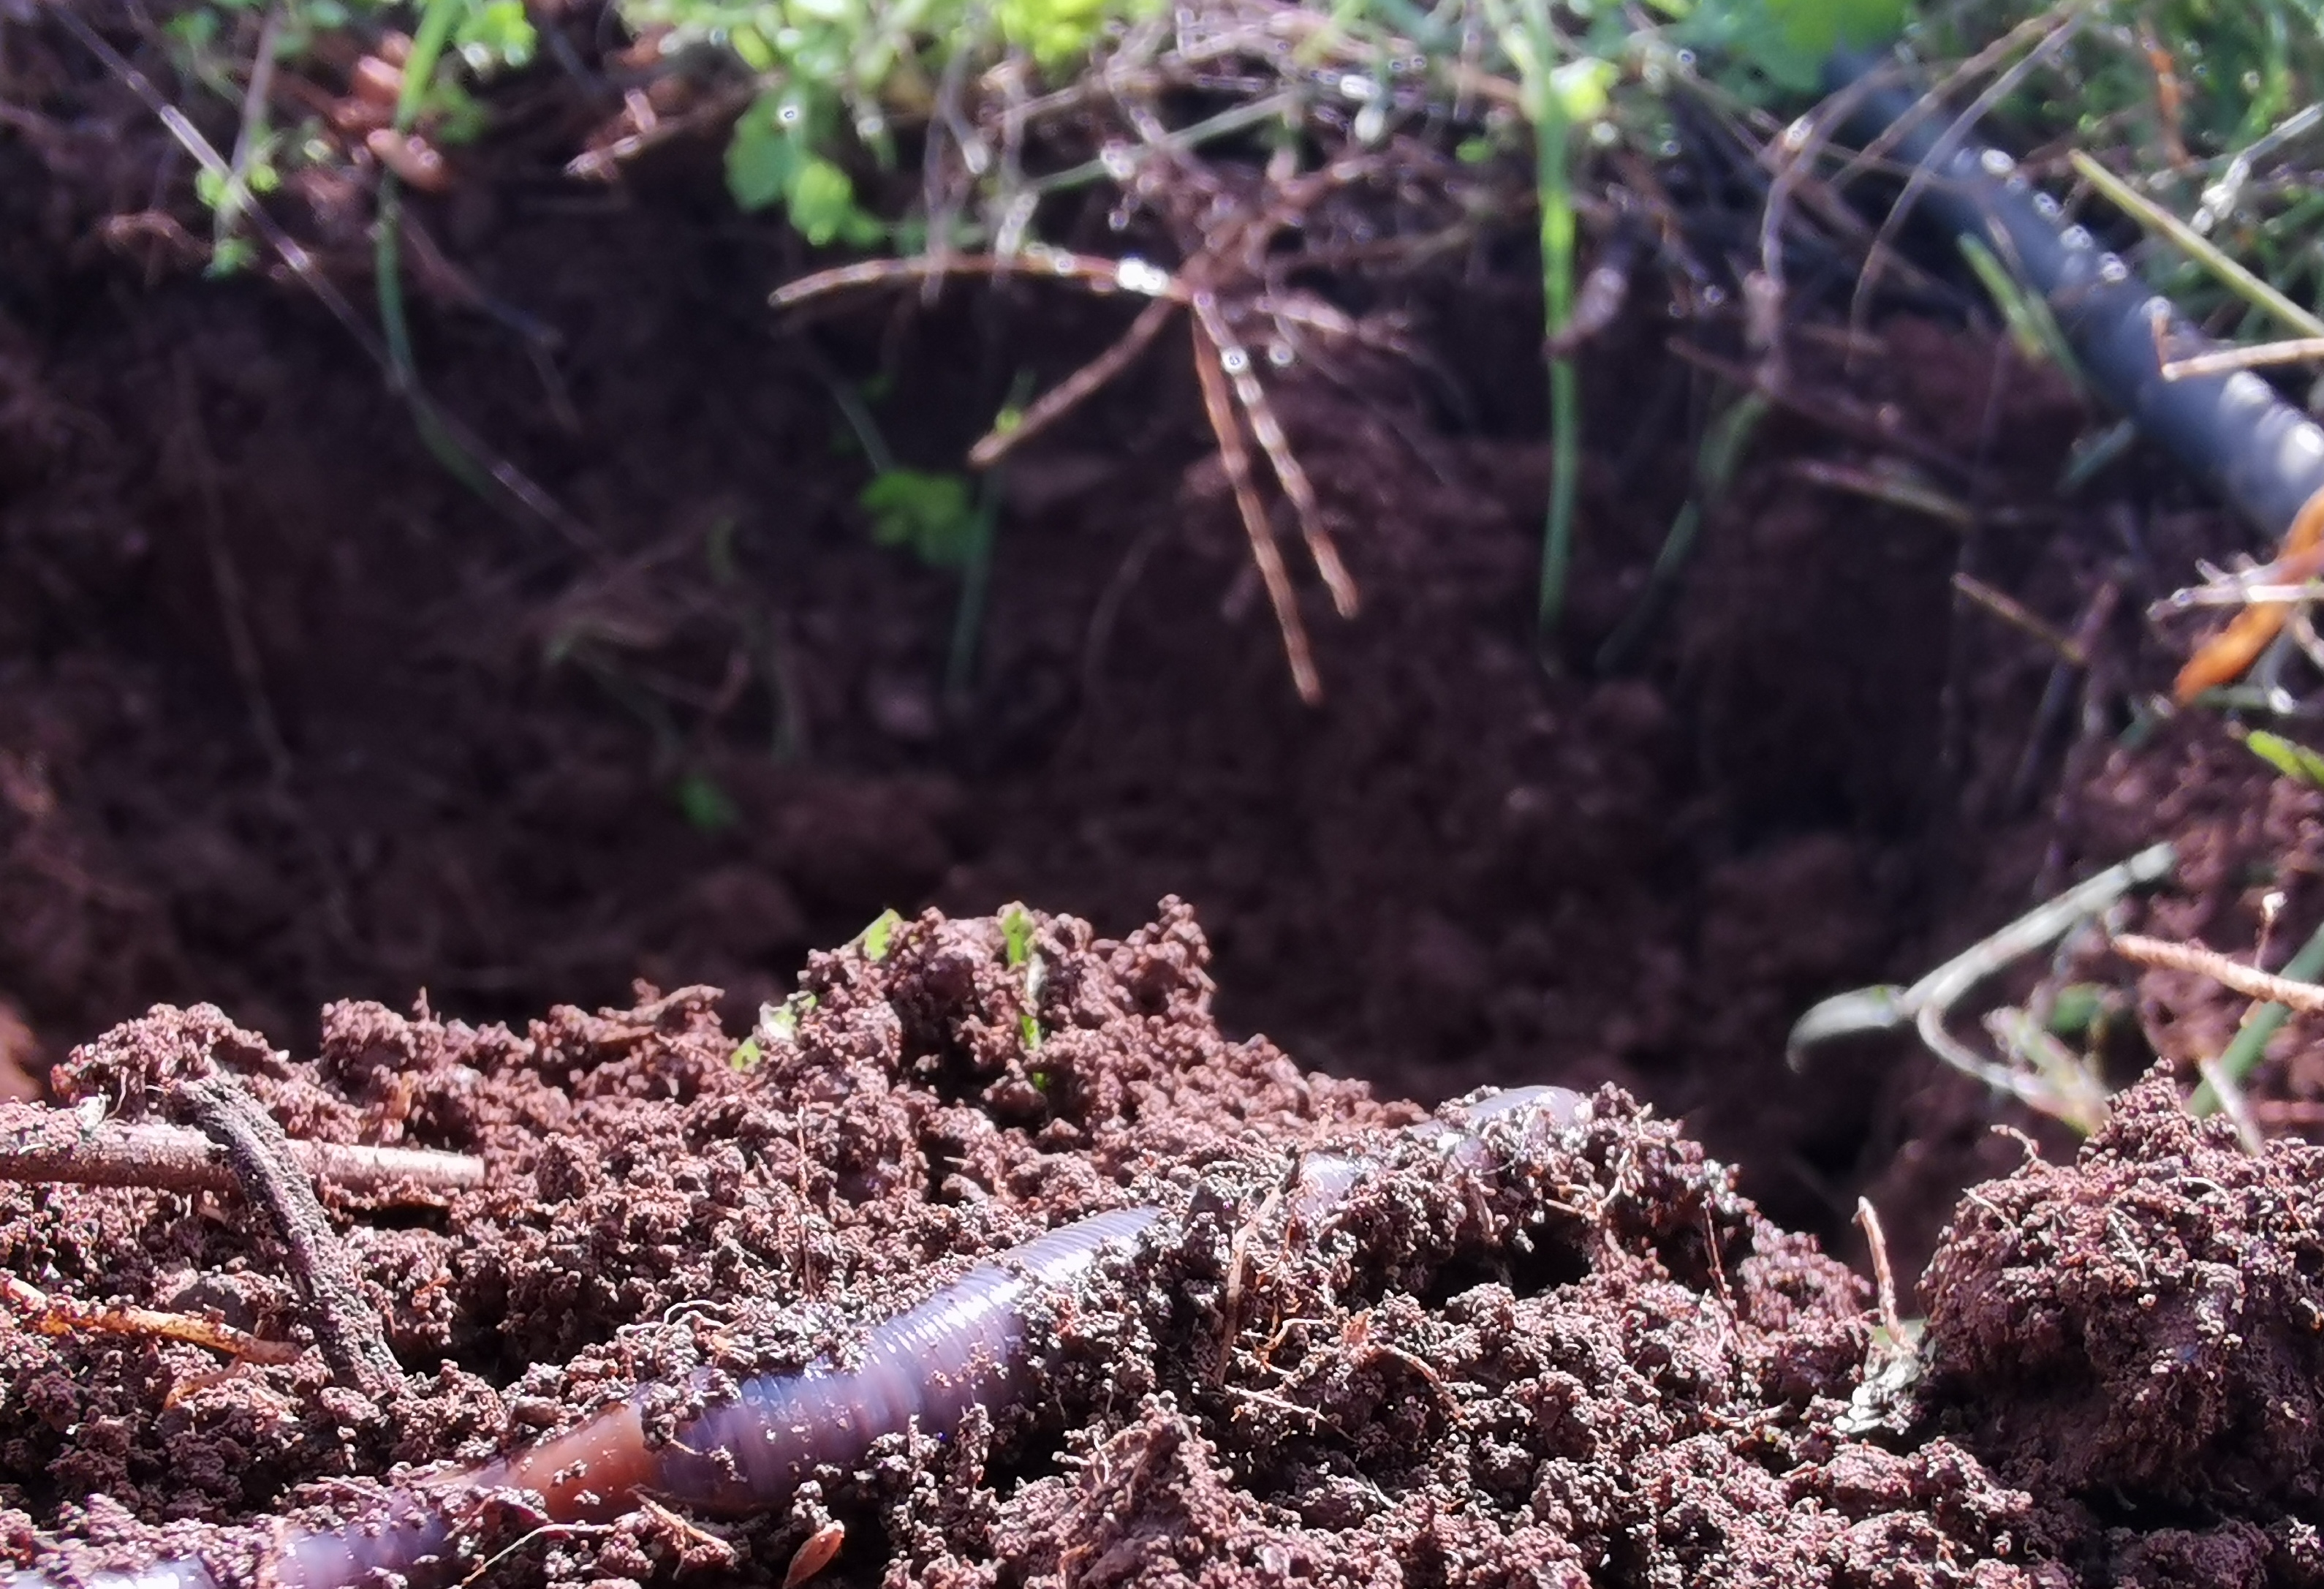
(2, 903, 2296, 1589)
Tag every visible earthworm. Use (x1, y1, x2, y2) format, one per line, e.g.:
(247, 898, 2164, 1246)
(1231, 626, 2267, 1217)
(10, 1085, 1586, 1589)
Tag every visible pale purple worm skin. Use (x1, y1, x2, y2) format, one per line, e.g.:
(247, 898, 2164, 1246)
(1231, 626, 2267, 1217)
(11, 1085, 1586, 1589)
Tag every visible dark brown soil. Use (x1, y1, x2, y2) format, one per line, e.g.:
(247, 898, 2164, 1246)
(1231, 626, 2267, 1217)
(7, 906, 2312, 1588)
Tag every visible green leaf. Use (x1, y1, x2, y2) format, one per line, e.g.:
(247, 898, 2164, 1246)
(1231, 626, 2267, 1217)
(996, 0, 1110, 69)
(1549, 57, 1617, 124)
(787, 154, 874, 246)
(859, 469, 981, 568)
(859, 908, 903, 961)
(1001, 904, 1036, 968)
(167, 10, 219, 52)
(206, 236, 259, 276)
(2245, 729, 2324, 789)
(454, 0, 536, 72)
(1765, 0, 1906, 53)
(725, 94, 803, 213)
(729, 1037, 763, 1071)
(2044, 984, 2110, 1038)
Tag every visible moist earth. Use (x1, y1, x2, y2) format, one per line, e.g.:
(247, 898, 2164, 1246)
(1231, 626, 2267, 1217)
(8, 905, 2316, 1588)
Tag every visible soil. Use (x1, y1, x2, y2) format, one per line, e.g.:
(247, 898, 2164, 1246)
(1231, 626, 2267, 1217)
(10, 3, 2324, 1582)
(10, 911, 2323, 1588)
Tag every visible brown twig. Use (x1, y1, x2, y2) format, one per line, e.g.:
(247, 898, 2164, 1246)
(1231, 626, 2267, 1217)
(0, 1101, 485, 1201)
(169, 1076, 405, 1399)
(771, 248, 1189, 312)
(0, 1272, 301, 1365)
(2113, 933, 2324, 1015)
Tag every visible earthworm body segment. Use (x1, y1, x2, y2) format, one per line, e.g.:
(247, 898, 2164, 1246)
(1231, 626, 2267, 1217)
(12, 1085, 1586, 1589)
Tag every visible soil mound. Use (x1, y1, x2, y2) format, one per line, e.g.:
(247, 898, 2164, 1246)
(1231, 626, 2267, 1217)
(0, 901, 2047, 1588)
(12, 904, 2322, 1586)
(1918, 1073, 2324, 1582)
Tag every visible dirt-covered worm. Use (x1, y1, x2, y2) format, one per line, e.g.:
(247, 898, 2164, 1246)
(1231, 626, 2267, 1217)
(10, 1084, 1586, 1589)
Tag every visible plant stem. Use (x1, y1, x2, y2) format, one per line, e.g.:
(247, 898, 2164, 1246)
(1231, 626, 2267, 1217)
(1532, 45, 1578, 643)
(946, 472, 1004, 707)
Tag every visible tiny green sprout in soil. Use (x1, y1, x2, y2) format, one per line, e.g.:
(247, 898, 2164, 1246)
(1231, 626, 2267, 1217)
(857, 909, 904, 962)
(1002, 904, 1046, 1049)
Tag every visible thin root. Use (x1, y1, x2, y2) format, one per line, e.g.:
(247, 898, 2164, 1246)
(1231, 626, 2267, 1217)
(2113, 932, 2324, 1016)
(0, 1101, 485, 1202)
(1190, 315, 1320, 703)
(1187, 293, 1358, 620)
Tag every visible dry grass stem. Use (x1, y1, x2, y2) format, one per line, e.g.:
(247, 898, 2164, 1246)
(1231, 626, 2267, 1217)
(2113, 932, 2324, 1015)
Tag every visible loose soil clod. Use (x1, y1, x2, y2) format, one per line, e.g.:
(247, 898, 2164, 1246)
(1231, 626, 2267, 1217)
(2, 903, 2311, 1587)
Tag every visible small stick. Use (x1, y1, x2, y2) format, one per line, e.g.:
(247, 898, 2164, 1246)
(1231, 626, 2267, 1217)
(0, 1272, 301, 1365)
(2160, 336, 2324, 382)
(772, 249, 1189, 312)
(2191, 917, 2324, 1117)
(2072, 150, 2324, 341)
(0, 1103, 485, 1201)
(170, 1077, 404, 1399)
(2111, 932, 2324, 1015)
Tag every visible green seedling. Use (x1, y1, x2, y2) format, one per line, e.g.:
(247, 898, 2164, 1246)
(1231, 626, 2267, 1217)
(735, 992, 817, 1069)
(861, 470, 983, 569)
(1000, 903, 1045, 1050)
(858, 908, 903, 961)
(2239, 728, 2324, 790)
